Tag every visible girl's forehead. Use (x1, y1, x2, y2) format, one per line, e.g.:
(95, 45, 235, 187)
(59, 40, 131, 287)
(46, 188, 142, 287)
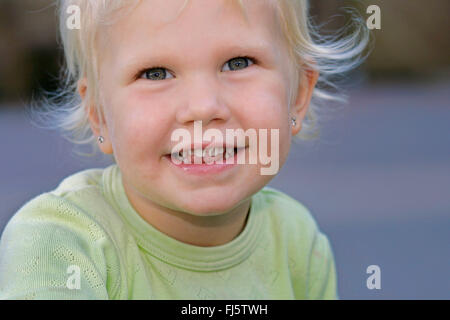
(96, 0, 290, 80)
(101, 0, 283, 49)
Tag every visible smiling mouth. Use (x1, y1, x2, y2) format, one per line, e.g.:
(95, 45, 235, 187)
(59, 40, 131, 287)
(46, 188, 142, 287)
(165, 146, 246, 165)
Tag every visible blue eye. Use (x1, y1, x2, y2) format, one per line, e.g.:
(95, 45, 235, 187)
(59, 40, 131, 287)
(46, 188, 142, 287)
(139, 56, 255, 81)
(141, 67, 174, 80)
(223, 57, 255, 71)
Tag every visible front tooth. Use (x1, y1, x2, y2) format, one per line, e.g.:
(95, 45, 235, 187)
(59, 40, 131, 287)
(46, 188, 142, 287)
(182, 149, 191, 163)
(194, 149, 203, 157)
(224, 149, 234, 159)
(209, 147, 223, 157)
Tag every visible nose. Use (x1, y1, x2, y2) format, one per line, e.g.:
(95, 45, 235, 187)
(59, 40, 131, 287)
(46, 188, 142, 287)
(176, 73, 231, 127)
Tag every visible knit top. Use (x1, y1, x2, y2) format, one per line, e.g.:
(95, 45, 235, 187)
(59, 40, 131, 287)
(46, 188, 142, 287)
(0, 164, 338, 299)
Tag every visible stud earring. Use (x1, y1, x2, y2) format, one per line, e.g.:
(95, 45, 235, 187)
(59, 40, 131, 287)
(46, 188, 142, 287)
(98, 136, 105, 144)
(291, 116, 297, 127)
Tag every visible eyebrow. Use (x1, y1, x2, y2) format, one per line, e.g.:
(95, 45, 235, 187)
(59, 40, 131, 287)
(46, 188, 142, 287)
(222, 42, 276, 60)
(221, 42, 273, 54)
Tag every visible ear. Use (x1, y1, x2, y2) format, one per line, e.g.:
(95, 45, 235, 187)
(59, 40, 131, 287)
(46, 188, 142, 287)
(290, 67, 319, 136)
(77, 78, 114, 154)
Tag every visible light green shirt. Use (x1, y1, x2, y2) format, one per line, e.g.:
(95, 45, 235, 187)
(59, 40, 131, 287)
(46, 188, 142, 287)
(0, 164, 338, 299)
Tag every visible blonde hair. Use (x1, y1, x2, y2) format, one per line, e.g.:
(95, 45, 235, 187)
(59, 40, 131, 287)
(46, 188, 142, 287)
(30, 0, 369, 158)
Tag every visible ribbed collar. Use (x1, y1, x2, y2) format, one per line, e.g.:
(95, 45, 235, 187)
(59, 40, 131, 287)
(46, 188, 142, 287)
(102, 164, 265, 272)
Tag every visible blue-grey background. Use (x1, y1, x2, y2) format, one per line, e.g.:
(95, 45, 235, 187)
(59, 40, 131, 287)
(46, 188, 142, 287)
(1, 0, 449, 299)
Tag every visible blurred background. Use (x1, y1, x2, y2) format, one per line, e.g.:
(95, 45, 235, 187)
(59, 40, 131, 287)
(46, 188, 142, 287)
(0, 0, 449, 299)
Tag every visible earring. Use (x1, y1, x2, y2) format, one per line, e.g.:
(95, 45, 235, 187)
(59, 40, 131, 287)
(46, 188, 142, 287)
(291, 116, 297, 127)
(98, 136, 105, 144)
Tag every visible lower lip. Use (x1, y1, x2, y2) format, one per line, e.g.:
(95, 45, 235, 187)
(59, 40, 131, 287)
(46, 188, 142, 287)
(165, 148, 245, 175)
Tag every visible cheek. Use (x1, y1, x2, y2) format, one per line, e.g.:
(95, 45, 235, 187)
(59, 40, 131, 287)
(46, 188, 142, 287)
(235, 75, 290, 130)
(232, 75, 292, 163)
(108, 90, 170, 154)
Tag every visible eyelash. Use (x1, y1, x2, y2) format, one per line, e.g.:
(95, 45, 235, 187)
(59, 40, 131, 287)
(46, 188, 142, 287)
(136, 56, 258, 80)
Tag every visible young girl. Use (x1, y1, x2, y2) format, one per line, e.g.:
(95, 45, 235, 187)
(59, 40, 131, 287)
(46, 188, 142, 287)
(0, 0, 367, 299)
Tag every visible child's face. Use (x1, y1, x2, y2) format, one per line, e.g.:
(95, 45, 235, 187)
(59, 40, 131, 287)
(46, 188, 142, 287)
(87, 0, 315, 215)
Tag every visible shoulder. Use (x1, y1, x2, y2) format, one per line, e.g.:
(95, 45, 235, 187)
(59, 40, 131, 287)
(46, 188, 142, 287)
(256, 187, 338, 299)
(0, 166, 124, 299)
(5, 166, 124, 236)
(256, 186, 320, 237)
(255, 186, 322, 263)
(1, 165, 129, 253)
(52, 167, 105, 196)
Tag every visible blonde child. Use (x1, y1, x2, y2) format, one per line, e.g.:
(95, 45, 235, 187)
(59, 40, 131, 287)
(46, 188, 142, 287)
(0, 0, 367, 299)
